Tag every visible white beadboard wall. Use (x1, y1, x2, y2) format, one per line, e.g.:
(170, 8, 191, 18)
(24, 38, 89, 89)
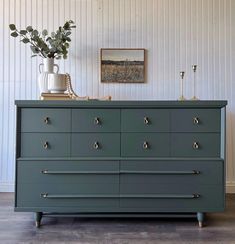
(0, 0, 234, 192)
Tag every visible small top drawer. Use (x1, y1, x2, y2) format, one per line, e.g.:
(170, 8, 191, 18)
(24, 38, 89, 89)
(72, 109, 120, 132)
(121, 109, 170, 132)
(171, 109, 221, 132)
(21, 108, 71, 132)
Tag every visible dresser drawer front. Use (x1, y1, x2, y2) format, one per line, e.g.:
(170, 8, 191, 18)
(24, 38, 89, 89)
(17, 183, 119, 208)
(171, 133, 220, 157)
(21, 133, 70, 157)
(121, 133, 170, 157)
(21, 108, 71, 132)
(72, 109, 120, 132)
(71, 133, 120, 157)
(171, 109, 221, 132)
(17, 161, 119, 184)
(120, 185, 224, 212)
(120, 160, 223, 186)
(122, 109, 170, 132)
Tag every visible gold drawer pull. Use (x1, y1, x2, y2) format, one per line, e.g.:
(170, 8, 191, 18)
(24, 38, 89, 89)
(193, 142, 199, 149)
(44, 117, 49, 124)
(193, 194, 200, 198)
(43, 141, 49, 149)
(193, 170, 200, 174)
(144, 117, 149, 125)
(94, 117, 100, 125)
(193, 117, 199, 124)
(93, 141, 99, 149)
(143, 141, 149, 149)
(41, 193, 48, 198)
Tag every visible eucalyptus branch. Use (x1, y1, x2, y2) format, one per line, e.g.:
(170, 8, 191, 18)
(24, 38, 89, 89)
(9, 20, 76, 59)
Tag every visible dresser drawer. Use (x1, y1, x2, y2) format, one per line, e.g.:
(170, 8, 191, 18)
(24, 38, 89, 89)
(121, 133, 170, 157)
(121, 109, 170, 132)
(171, 109, 221, 132)
(21, 108, 71, 132)
(17, 160, 119, 184)
(120, 185, 224, 212)
(120, 160, 223, 186)
(21, 133, 70, 157)
(17, 183, 119, 208)
(72, 109, 120, 132)
(71, 133, 120, 157)
(171, 133, 220, 157)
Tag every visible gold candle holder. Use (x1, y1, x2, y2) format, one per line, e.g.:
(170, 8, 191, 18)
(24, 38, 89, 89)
(191, 64, 199, 100)
(179, 71, 186, 100)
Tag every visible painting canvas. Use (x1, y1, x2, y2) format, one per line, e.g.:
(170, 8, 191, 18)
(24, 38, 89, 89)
(101, 49, 145, 83)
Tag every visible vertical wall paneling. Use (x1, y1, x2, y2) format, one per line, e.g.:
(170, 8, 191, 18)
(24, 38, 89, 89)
(0, 0, 235, 192)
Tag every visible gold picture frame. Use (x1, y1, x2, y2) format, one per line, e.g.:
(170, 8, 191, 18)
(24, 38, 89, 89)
(100, 48, 146, 83)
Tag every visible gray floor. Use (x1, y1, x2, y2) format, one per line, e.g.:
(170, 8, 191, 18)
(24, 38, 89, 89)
(0, 193, 235, 244)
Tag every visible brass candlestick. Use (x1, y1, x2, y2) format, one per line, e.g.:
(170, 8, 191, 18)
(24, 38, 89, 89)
(191, 64, 199, 100)
(179, 71, 186, 100)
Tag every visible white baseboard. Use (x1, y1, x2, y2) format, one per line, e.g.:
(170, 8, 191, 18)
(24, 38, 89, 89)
(226, 181, 235, 193)
(1, 182, 235, 193)
(0, 183, 14, 192)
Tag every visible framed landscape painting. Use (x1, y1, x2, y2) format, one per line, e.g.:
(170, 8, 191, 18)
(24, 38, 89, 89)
(100, 48, 145, 83)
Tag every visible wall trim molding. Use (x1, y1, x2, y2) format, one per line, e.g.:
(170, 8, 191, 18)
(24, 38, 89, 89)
(0, 183, 14, 192)
(226, 181, 235, 194)
(1, 182, 235, 193)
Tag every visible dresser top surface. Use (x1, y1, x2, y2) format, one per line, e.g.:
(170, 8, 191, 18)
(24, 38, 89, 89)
(15, 100, 227, 108)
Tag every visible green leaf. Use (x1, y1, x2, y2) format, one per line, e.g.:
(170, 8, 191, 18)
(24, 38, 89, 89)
(30, 45, 39, 53)
(26, 26, 33, 32)
(11, 32, 18, 37)
(9, 24, 16, 30)
(31, 54, 38, 58)
(63, 54, 67, 59)
(65, 31, 71, 36)
(66, 37, 71, 42)
(42, 29, 48, 36)
(32, 30, 38, 36)
(51, 32, 56, 38)
(63, 22, 70, 30)
(19, 30, 27, 35)
(22, 38, 29, 43)
(64, 43, 69, 48)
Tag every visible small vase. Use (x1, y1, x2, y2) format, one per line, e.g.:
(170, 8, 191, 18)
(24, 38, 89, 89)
(38, 58, 59, 94)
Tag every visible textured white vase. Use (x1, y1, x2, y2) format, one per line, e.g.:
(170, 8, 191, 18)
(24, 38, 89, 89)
(48, 74, 67, 93)
(38, 58, 59, 94)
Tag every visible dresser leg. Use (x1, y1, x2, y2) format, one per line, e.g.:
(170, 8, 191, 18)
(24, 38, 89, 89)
(197, 212, 204, 228)
(35, 212, 43, 228)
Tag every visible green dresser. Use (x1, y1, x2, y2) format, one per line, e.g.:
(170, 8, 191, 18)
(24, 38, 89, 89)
(15, 100, 227, 228)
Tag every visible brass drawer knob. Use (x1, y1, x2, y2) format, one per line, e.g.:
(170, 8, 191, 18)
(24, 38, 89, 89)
(193, 170, 200, 174)
(144, 117, 149, 125)
(193, 142, 199, 149)
(43, 142, 49, 149)
(94, 117, 100, 125)
(193, 194, 200, 198)
(193, 117, 199, 124)
(44, 117, 49, 124)
(93, 141, 99, 149)
(143, 141, 149, 149)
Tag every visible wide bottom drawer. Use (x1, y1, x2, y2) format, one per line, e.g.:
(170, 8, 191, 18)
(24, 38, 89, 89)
(120, 185, 224, 212)
(17, 183, 119, 208)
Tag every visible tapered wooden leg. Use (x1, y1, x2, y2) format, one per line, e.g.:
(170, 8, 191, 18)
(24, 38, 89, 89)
(35, 212, 43, 228)
(197, 212, 204, 228)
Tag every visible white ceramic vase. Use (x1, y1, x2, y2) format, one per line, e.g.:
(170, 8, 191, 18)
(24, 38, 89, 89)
(38, 58, 59, 94)
(48, 73, 67, 93)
